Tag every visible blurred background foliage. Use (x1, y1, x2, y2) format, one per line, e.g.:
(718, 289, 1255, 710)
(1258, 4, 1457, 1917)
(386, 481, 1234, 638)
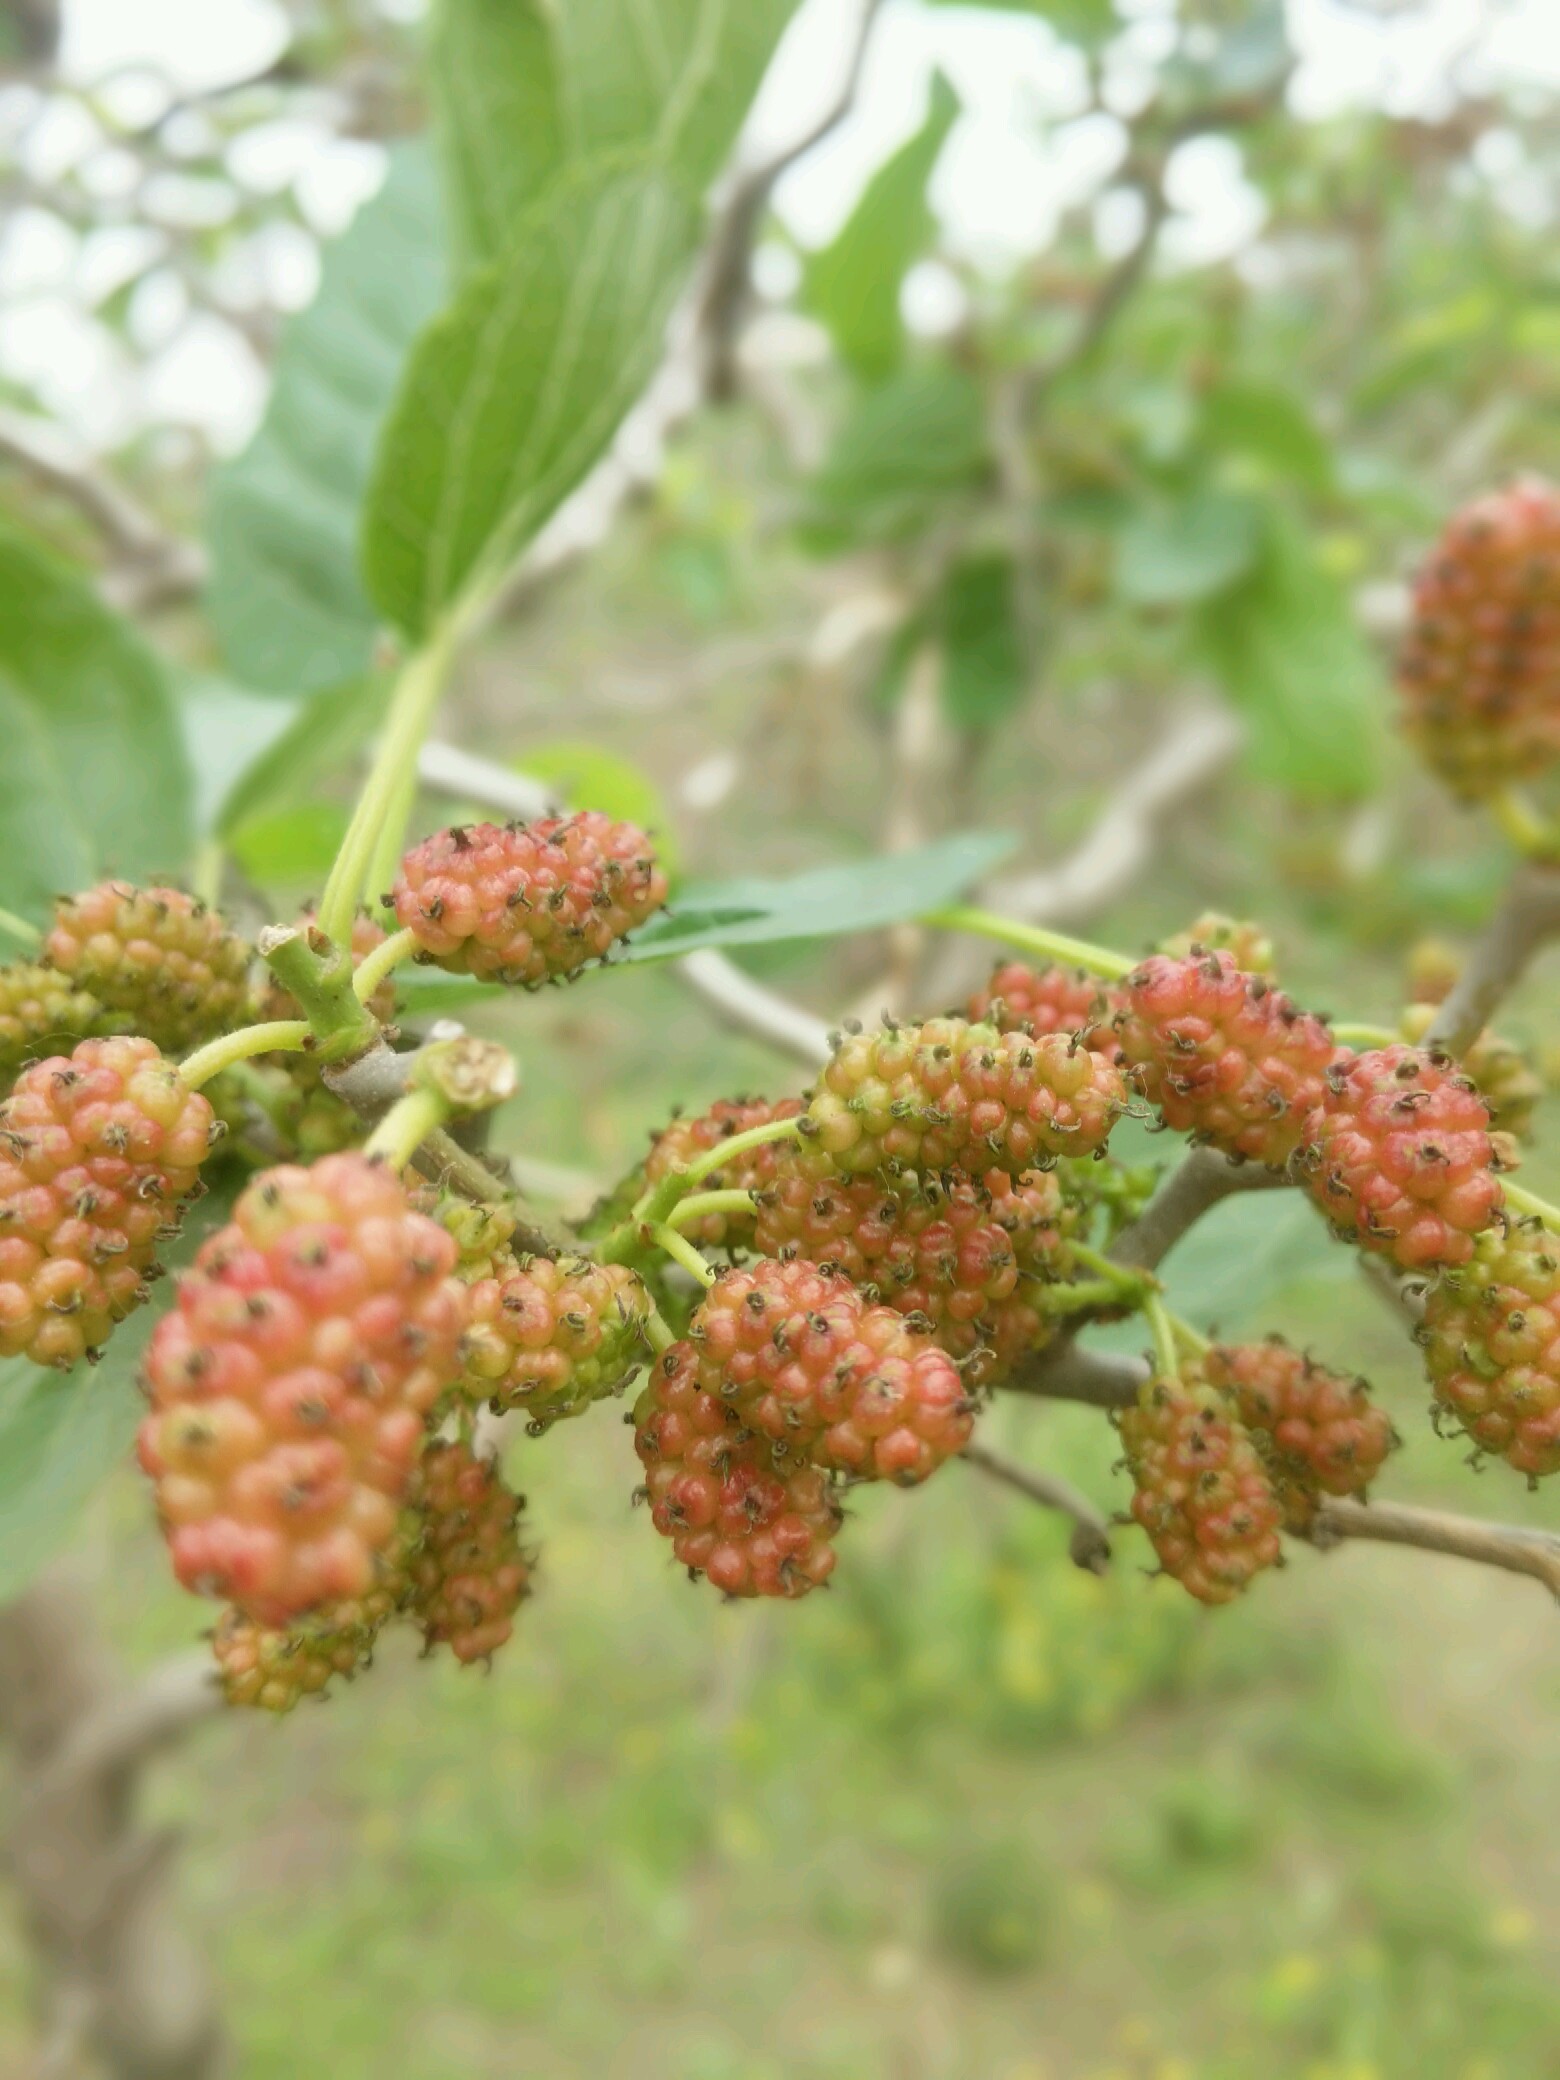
(2, 0, 1560, 2074)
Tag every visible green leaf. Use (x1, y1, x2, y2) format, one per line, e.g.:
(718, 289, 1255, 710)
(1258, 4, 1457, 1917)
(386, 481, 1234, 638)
(1196, 511, 1387, 802)
(1115, 489, 1261, 607)
(430, 0, 803, 268)
(0, 523, 193, 921)
(0, 1186, 237, 1601)
(803, 71, 959, 380)
(213, 677, 384, 839)
(229, 803, 353, 891)
(362, 158, 699, 641)
(519, 741, 680, 882)
(804, 364, 989, 550)
(205, 147, 446, 693)
(938, 553, 1026, 732)
(1200, 381, 1333, 492)
(617, 829, 1016, 962)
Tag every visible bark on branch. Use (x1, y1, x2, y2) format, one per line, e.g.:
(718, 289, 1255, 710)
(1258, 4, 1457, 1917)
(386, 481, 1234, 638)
(962, 1441, 1113, 1573)
(1424, 862, 1560, 1057)
(1108, 1147, 1290, 1275)
(1307, 1497, 1560, 1605)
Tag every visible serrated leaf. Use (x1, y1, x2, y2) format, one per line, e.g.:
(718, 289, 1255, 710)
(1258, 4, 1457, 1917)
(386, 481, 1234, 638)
(804, 364, 989, 550)
(363, 159, 699, 640)
(1197, 511, 1386, 802)
(1116, 489, 1261, 607)
(803, 71, 959, 380)
(938, 552, 1026, 732)
(0, 523, 193, 922)
(205, 147, 446, 693)
(431, 0, 802, 268)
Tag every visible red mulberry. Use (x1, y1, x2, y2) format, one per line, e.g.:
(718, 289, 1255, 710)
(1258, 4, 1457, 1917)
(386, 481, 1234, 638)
(0, 1036, 217, 1367)
(632, 1347, 843, 1598)
(1109, 950, 1338, 1168)
(1204, 1339, 1397, 1527)
(392, 813, 668, 987)
(1398, 476, 1560, 797)
(403, 1439, 533, 1664)
(1297, 1044, 1505, 1271)
(460, 1254, 650, 1427)
(1419, 1217, 1560, 1480)
(967, 962, 1114, 1039)
(44, 883, 250, 1053)
(138, 1153, 468, 1626)
(1117, 1370, 1283, 1604)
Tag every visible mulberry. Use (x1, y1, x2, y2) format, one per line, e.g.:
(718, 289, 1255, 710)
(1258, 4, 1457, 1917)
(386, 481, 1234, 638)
(1419, 1217, 1560, 1480)
(392, 813, 667, 987)
(1117, 1370, 1283, 1604)
(0, 963, 108, 1082)
(967, 962, 1113, 1039)
(403, 1439, 533, 1664)
(1204, 1339, 1397, 1527)
(44, 883, 250, 1053)
(459, 1254, 650, 1427)
(0, 1036, 217, 1367)
(138, 1153, 468, 1625)
(644, 1095, 803, 1247)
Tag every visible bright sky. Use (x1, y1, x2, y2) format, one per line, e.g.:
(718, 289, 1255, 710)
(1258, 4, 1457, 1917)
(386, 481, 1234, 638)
(4, 0, 1559, 448)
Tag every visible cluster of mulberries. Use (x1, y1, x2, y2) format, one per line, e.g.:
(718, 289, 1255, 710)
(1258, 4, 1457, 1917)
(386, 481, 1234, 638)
(802, 1016, 1127, 1179)
(393, 812, 668, 987)
(1117, 1369, 1285, 1605)
(1418, 1217, 1560, 1482)
(1398, 476, 1560, 799)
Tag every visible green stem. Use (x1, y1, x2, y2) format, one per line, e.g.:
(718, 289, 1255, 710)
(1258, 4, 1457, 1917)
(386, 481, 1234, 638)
(648, 1224, 717, 1290)
(923, 905, 1136, 982)
(628, 1114, 802, 1224)
(179, 1019, 312, 1091)
(318, 628, 455, 947)
(1490, 787, 1560, 863)
(0, 905, 41, 949)
(260, 927, 379, 1063)
(364, 1086, 452, 1173)
(1143, 1292, 1179, 1377)
(191, 837, 225, 911)
(1067, 1240, 1148, 1293)
(353, 925, 420, 1005)
(1031, 1276, 1139, 1319)
(644, 1306, 675, 1356)
(1502, 1180, 1560, 1233)
(667, 1189, 757, 1231)
(1332, 1022, 1399, 1049)
(1168, 1312, 1210, 1360)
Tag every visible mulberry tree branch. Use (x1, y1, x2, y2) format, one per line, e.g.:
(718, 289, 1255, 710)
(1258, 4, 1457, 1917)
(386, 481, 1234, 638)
(1307, 1497, 1560, 1606)
(962, 1441, 1113, 1573)
(1424, 862, 1560, 1056)
(1108, 1148, 1290, 1274)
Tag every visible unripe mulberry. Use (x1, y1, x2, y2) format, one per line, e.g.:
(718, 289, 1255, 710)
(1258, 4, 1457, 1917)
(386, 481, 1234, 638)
(1398, 476, 1560, 798)
(967, 962, 1114, 1040)
(211, 1600, 384, 1713)
(1297, 1045, 1505, 1271)
(804, 1017, 1126, 1182)
(392, 813, 667, 987)
(1117, 1371, 1283, 1604)
(1109, 951, 1338, 1168)
(408, 1182, 518, 1283)
(460, 1254, 650, 1427)
(138, 1153, 468, 1626)
(632, 1347, 843, 1597)
(1398, 1001, 1540, 1143)
(1204, 1339, 1397, 1527)
(644, 1095, 804, 1248)
(1160, 914, 1275, 976)
(687, 1258, 974, 1485)
(752, 1153, 1064, 1385)
(0, 963, 109, 1082)
(1419, 1217, 1560, 1480)
(44, 883, 250, 1053)
(0, 1037, 217, 1367)
(403, 1439, 533, 1664)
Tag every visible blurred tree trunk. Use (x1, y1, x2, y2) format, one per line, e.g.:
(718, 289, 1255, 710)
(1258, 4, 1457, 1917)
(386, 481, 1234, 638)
(0, 1573, 224, 2080)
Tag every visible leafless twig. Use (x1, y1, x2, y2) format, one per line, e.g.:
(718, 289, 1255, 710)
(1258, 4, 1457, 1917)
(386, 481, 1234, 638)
(1307, 1496, 1560, 1605)
(963, 1441, 1113, 1572)
(1003, 1340, 1146, 1410)
(1425, 862, 1560, 1056)
(1109, 1146, 1289, 1275)
(699, 0, 888, 398)
(0, 407, 207, 611)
